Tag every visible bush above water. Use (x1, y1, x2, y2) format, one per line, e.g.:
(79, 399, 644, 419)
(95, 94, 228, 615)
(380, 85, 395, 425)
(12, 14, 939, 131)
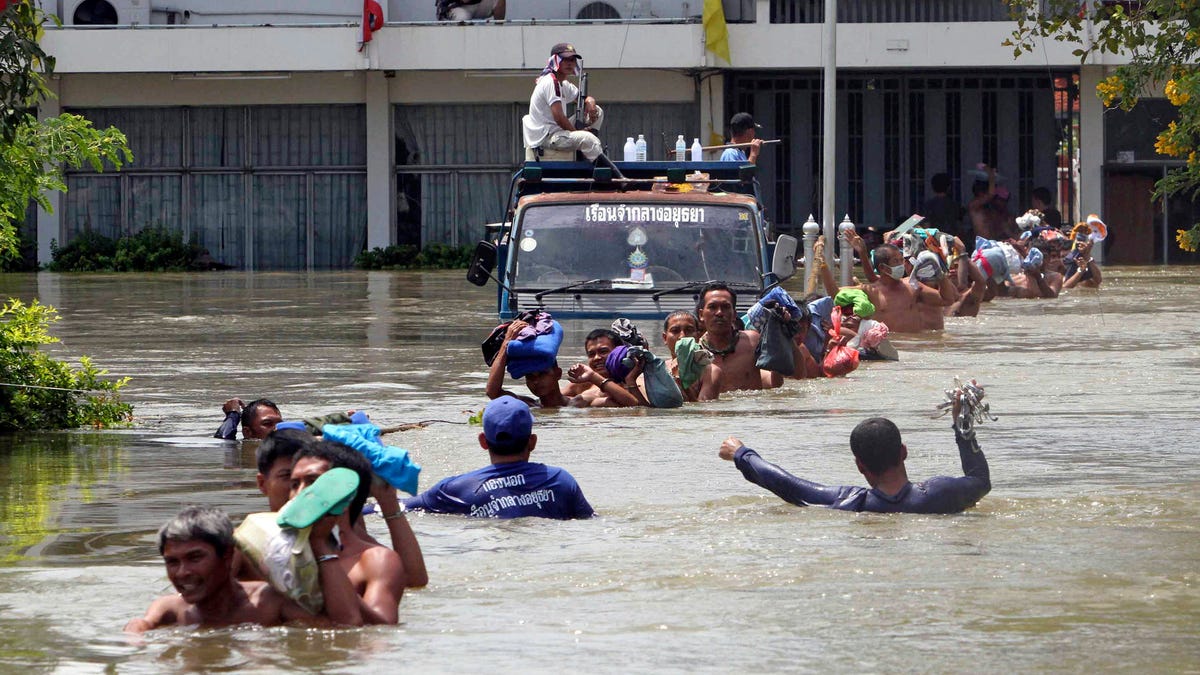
(355, 243, 473, 270)
(48, 226, 204, 272)
(0, 299, 132, 431)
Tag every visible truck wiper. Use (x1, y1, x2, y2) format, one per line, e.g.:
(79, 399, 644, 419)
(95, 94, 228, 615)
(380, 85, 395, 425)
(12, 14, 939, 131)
(534, 279, 607, 303)
(651, 280, 758, 300)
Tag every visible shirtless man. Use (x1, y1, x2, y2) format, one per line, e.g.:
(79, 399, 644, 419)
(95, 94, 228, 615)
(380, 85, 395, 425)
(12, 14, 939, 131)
(661, 310, 721, 400)
(944, 249, 987, 317)
(562, 329, 642, 408)
(486, 319, 570, 408)
(290, 441, 407, 624)
(967, 167, 1016, 241)
(695, 283, 786, 393)
(1007, 242, 1062, 299)
(833, 241, 953, 333)
(247, 431, 427, 591)
(125, 506, 363, 632)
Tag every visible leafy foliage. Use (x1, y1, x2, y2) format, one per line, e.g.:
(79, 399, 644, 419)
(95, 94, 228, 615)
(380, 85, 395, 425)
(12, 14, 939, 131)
(0, 299, 132, 431)
(0, 3, 135, 430)
(47, 226, 204, 272)
(0, 113, 133, 261)
(355, 243, 475, 270)
(1005, 0, 1200, 250)
(0, 1, 56, 144)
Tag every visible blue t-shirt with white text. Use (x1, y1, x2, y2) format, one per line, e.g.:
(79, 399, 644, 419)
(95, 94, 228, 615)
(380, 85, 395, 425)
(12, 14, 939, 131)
(403, 461, 594, 520)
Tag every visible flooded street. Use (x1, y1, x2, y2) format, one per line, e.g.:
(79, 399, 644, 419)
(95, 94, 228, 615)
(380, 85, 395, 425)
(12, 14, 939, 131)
(0, 268, 1198, 672)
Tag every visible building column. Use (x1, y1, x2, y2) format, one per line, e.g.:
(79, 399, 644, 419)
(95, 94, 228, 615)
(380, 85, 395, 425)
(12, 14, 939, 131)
(700, 72, 725, 157)
(36, 80, 62, 267)
(365, 70, 393, 251)
(1079, 65, 1106, 263)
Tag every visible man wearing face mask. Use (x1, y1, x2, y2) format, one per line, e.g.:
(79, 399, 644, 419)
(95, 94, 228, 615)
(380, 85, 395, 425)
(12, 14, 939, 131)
(832, 244, 952, 333)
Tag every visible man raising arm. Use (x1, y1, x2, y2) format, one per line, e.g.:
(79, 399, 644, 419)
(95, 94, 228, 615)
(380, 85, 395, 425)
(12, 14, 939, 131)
(718, 407, 990, 514)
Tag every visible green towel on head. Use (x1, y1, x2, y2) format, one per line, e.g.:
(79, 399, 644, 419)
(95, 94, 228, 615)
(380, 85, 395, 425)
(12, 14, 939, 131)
(834, 288, 876, 319)
(674, 337, 711, 391)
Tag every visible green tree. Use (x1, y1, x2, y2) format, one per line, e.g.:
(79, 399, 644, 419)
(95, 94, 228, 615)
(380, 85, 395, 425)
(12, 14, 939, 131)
(1005, 0, 1200, 252)
(0, 1, 133, 429)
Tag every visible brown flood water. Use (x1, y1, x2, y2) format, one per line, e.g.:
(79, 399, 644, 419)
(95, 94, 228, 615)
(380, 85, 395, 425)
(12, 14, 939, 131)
(0, 268, 1197, 672)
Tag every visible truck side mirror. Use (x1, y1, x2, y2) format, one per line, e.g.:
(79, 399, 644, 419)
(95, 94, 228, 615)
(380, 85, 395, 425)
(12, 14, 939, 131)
(771, 234, 798, 282)
(466, 240, 498, 287)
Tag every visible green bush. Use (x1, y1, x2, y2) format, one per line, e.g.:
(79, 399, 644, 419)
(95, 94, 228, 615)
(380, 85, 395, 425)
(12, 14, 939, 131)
(48, 226, 203, 272)
(0, 299, 132, 431)
(355, 243, 473, 270)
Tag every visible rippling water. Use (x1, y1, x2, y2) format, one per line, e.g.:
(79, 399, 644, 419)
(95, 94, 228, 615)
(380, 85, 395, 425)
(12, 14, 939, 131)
(0, 269, 1197, 672)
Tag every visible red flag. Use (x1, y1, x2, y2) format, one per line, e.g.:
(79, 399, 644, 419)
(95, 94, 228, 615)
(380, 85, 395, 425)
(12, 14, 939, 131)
(361, 0, 384, 48)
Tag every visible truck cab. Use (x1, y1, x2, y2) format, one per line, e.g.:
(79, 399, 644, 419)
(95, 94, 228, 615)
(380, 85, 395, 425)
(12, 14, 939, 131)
(467, 161, 797, 319)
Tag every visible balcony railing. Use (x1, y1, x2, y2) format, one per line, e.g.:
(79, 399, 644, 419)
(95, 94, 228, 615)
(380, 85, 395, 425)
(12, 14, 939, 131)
(53, 0, 745, 27)
(770, 0, 1013, 23)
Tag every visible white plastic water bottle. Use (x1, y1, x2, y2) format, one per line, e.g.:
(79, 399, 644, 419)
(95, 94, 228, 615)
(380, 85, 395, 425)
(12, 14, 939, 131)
(635, 134, 647, 161)
(623, 137, 636, 162)
(691, 138, 703, 161)
(675, 135, 687, 161)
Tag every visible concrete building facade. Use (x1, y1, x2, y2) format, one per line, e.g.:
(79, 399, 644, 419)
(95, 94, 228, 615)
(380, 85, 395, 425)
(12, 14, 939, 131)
(30, 0, 1188, 268)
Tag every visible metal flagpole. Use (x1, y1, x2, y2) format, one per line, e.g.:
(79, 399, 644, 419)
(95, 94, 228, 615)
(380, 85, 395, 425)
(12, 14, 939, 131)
(821, 0, 837, 271)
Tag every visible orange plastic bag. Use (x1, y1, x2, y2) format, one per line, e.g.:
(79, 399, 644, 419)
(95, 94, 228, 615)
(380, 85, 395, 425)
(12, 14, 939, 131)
(823, 305, 861, 378)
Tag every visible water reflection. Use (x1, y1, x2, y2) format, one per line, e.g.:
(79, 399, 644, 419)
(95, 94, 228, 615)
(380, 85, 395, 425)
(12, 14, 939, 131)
(0, 268, 1196, 670)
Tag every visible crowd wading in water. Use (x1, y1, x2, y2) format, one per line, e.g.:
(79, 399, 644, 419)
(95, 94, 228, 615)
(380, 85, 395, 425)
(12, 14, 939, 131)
(128, 38, 1110, 635)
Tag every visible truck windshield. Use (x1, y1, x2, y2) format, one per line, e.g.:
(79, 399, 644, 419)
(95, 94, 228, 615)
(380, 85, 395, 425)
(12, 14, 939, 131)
(511, 202, 761, 288)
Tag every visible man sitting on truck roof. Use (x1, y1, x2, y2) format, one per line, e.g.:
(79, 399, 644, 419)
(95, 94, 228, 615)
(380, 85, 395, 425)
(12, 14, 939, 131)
(521, 43, 608, 163)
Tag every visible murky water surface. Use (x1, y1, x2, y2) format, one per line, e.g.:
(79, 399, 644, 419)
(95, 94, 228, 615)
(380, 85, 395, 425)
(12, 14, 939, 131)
(0, 269, 1197, 673)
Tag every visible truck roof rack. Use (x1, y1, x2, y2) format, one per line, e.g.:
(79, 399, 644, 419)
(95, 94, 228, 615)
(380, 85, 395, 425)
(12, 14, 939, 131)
(515, 161, 759, 198)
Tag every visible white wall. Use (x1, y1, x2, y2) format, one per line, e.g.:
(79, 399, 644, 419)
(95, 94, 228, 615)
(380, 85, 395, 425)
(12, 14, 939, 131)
(42, 21, 1105, 75)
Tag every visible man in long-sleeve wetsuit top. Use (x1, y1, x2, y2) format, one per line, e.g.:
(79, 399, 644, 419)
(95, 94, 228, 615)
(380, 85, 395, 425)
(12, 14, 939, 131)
(718, 415, 990, 514)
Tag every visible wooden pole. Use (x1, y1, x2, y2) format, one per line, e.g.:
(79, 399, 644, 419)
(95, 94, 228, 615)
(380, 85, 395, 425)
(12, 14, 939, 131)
(699, 139, 783, 152)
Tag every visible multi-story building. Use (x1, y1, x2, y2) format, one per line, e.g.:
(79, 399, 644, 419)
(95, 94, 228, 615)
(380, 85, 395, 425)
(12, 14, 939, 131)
(30, 0, 1193, 269)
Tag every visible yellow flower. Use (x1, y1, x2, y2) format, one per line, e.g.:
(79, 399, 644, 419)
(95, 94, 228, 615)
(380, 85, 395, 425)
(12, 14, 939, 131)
(1155, 122, 1188, 158)
(1096, 75, 1124, 107)
(1165, 79, 1191, 106)
(1176, 227, 1200, 253)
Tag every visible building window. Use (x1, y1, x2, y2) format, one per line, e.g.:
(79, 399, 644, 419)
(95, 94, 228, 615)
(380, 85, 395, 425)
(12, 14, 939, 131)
(63, 105, 367, 271)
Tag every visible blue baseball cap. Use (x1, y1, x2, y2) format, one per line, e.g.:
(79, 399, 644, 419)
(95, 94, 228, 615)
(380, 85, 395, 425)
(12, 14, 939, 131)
(483, 396, 534, 452)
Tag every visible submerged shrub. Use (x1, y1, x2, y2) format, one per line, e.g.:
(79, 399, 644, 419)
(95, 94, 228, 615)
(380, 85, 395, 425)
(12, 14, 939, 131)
(355, 243, 473, 270)
(0, 299, 132, 431)
(48, 226, 203, 272)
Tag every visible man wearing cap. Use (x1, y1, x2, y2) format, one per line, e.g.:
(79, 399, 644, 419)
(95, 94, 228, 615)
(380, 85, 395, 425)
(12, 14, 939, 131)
(720, 113, 763, 164)
(403, 396, 594, 519)
(522, 43, 607, 163)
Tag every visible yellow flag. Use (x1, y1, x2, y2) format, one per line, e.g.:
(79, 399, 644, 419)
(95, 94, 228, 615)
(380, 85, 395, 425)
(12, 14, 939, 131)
(703, 0, 731, 65)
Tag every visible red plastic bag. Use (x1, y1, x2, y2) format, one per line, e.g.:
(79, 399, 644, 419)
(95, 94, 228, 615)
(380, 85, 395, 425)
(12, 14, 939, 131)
(823, 305, 860, 377)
